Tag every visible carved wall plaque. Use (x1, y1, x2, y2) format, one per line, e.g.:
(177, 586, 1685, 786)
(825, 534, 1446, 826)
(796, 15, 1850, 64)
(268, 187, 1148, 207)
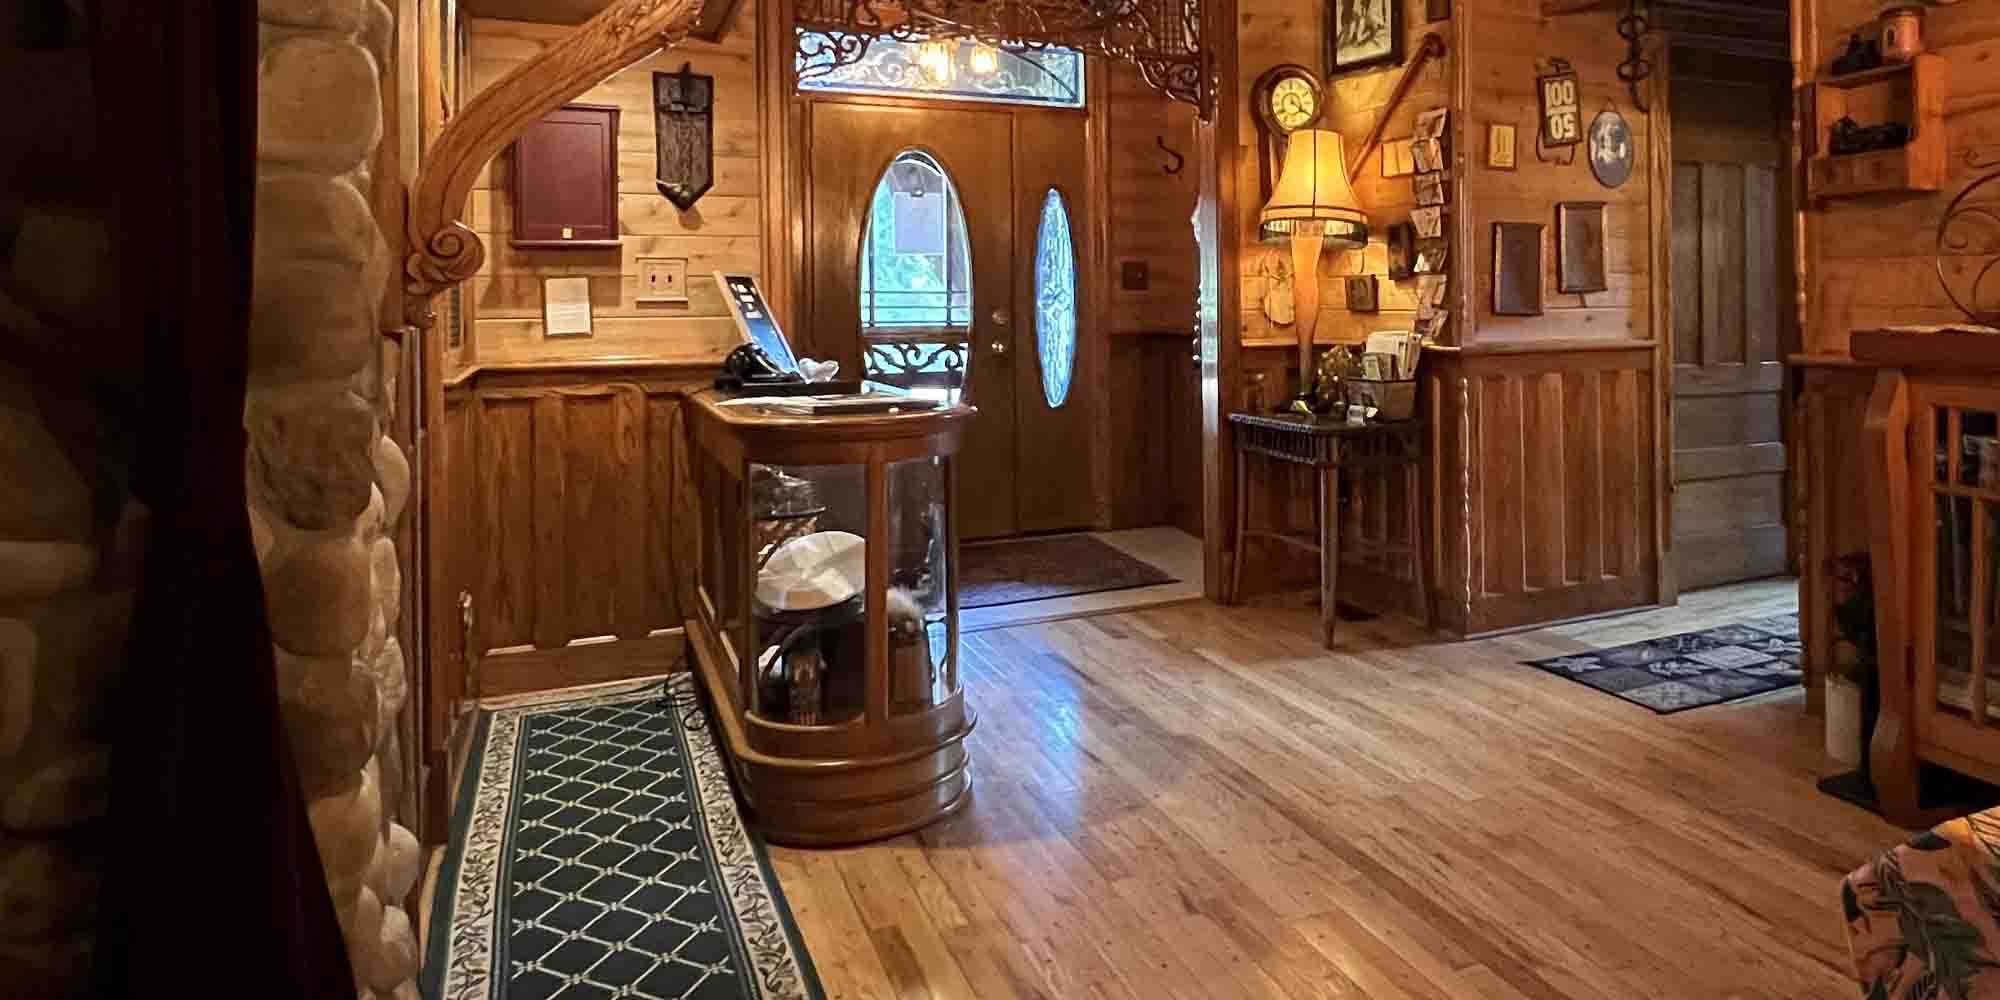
(654, 64, 714, 211)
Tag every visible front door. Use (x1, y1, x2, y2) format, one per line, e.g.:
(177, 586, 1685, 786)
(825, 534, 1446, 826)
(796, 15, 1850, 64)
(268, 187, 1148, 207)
(804, 99, 1094, 539)
(1668, 52, 1795, 590)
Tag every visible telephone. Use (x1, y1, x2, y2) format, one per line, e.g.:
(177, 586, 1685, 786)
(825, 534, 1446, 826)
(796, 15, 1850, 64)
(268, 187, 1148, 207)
(715, 343, 862, 396)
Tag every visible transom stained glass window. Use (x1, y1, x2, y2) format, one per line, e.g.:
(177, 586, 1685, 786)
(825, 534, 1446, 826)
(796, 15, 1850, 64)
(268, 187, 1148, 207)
(797, 31, 1085, 108)
(1034, 188, 1077, 409)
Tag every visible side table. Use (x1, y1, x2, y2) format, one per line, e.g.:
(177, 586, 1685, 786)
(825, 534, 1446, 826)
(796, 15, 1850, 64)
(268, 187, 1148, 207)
(1228, 412, 1430, 647)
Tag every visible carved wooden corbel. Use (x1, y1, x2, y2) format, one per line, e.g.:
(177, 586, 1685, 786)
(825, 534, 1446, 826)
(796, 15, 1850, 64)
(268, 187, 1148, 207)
(402, 0, 707, 329)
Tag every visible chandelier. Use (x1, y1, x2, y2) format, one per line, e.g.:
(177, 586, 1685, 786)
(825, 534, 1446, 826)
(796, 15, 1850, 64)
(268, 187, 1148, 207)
(796, 0, 1208, 114)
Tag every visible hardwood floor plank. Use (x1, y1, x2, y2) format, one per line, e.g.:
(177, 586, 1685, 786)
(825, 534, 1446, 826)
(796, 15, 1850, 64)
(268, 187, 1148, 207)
(762, 581, 1900, 1000)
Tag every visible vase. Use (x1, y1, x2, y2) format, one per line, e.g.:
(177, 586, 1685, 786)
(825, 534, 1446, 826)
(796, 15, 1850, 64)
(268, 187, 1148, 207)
(1826, 677, 1865, 766)
(1880, 6, 1925, 64)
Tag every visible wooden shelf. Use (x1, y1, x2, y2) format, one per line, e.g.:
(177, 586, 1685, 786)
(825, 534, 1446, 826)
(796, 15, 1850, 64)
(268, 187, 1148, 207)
(1808, 54, 1948, 201)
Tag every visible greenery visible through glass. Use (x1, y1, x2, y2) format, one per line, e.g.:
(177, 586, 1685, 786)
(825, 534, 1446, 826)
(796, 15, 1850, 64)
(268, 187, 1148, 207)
(861, 151, 972, 332)
(798, 31, 1085, 108)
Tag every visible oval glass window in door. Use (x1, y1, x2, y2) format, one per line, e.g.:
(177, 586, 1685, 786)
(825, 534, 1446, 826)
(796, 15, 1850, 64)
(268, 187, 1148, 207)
(858, 150, 974, 403)
(1033, 188, 1076, 409)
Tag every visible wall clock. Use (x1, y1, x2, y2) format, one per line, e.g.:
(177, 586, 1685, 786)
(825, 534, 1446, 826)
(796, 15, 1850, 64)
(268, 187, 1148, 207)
(1251, 64, 1326, 206)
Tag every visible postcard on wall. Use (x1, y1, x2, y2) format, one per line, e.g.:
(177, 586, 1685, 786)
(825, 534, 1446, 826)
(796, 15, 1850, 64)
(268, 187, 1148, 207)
(1382, 138, 1417, 177)
(1412, 140, 1436, 174)
(1414, 174, 1445, 207)
(542, 275, 594, 338)
(1415, 108, 1448, 141)
(1411, 205, 1444, 237)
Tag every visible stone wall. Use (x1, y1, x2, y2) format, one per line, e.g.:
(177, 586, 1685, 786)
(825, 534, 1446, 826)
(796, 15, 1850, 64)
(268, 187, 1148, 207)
(253, 1, 421, 997)
(0, 2, 139, 992)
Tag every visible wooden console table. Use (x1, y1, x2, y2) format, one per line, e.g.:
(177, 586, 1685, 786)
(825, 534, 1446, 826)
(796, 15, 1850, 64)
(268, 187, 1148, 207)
(1228, 413, 1430, 646)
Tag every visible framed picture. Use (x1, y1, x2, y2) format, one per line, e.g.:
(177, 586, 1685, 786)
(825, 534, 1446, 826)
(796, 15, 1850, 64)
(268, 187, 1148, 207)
(1492, 222, 1545, 317)
(1329, 0, 1405, 76)
(1556, 201, 1609, 294)
(1487, 123, 1517, 169)
(1345, 275, 1379, 312)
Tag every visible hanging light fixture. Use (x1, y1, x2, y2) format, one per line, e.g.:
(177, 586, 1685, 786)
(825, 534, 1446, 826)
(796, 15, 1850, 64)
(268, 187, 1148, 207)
(968, 43, 1000, 76)
(916, 39, 957, 85)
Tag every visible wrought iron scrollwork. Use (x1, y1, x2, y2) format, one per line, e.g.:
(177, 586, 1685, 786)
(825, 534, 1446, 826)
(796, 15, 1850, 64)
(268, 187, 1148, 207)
(1937, 168, 2000, 328)
(863, 339, 970, 394)
(1617, 0, 1653, 113)
(795, 0, 1208, 115)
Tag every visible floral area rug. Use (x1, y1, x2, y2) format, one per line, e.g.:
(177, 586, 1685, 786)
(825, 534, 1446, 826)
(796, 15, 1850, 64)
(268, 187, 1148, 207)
(423, 675, 824, 999)
(1521, 613, 1802, 714)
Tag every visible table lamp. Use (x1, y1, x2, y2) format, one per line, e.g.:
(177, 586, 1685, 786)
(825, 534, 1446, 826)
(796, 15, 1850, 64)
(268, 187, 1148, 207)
(1259, 129, 1368, 404)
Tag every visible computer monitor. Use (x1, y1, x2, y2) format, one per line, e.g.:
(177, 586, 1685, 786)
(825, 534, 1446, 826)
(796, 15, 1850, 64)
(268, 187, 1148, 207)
(714, 273, 799, 375)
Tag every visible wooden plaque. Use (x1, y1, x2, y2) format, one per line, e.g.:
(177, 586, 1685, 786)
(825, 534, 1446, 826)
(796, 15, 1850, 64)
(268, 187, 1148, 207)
(654, 64, 714, 211)
(1556, 202, 1608, 294)
(1492, 222, 1545, 316)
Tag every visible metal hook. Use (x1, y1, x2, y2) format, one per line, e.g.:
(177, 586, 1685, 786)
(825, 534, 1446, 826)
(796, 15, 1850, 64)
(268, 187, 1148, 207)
(1158, 135, 1185, 175)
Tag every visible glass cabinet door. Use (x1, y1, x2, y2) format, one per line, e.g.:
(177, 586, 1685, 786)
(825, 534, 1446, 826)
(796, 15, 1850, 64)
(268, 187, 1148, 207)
(749, 463, 869, 727)
(888, 456, 958, 714)
(1927, 403, 2000, 724)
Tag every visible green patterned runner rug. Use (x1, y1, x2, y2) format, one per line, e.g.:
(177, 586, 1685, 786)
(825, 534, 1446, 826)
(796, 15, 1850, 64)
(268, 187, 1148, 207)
(423, 676, 823, 999)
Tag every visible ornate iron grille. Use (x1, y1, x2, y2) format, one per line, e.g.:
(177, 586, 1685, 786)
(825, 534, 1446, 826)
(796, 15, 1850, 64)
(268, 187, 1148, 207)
(795, 0, 1207, 115)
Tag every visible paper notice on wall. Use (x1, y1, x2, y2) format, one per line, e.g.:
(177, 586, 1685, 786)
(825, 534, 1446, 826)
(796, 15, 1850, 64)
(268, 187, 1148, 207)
(543, 276, 594, 338)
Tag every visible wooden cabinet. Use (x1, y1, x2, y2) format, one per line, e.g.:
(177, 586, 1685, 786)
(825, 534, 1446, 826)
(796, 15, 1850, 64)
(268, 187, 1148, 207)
(509, 103, 621, 248)
(1861, 331, 2000, 824)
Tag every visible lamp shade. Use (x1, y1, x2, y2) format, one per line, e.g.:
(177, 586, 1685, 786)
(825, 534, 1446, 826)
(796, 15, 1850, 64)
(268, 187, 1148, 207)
(1260, 129, 1368, 248)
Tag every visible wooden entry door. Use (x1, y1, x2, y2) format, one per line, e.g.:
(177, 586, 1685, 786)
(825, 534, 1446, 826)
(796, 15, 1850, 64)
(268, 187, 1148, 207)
(1668, 54, 1795, 591)
(805, 99, 1095, 539)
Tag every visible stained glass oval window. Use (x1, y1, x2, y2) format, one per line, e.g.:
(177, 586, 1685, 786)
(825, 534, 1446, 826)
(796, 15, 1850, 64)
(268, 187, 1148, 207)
(1033, 188, 1076, 409)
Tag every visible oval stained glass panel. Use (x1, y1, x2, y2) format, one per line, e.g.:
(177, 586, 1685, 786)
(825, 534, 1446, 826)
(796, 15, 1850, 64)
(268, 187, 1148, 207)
(1033, 189, 1076, 409)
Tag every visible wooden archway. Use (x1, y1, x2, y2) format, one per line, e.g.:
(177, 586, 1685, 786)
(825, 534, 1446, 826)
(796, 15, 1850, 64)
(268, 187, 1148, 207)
(402, 0, 707, 329)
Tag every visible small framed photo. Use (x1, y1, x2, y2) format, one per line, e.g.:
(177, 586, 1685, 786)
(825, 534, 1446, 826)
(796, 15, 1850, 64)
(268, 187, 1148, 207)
(1345, 275, 1379, 313)
(1329, 0, 1405, 76)
(1556, 201, 1609, 294)
(1487, 123, 1517, 170)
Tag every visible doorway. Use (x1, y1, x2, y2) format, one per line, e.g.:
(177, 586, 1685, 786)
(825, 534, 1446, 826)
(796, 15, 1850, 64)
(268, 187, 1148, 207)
(803, 97, 1096, 540)
(1667, 48, 1798, 591)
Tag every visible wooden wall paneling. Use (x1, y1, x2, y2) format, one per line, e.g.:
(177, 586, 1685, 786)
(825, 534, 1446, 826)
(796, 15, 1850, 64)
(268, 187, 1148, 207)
(452, 367, 705, 696)
(1199, 0, 1240, 600)
(462, 13, 762, 365)
(1449, 346, 1659, 633)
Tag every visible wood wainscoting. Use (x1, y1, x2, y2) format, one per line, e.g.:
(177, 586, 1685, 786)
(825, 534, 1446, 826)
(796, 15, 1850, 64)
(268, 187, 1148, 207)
(439, 361, 704, 698)
(1428, 342, 1662, 635)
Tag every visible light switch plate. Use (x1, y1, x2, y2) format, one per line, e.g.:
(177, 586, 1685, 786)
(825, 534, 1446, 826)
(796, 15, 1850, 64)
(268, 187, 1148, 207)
(637, 257, 690, 303)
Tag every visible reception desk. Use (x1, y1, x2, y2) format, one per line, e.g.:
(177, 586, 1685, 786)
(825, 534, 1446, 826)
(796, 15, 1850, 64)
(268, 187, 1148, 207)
(684, 389, 977, 845)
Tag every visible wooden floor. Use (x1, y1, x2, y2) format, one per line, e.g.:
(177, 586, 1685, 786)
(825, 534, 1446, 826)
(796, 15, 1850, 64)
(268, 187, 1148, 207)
(767, 579, 1903, 1000)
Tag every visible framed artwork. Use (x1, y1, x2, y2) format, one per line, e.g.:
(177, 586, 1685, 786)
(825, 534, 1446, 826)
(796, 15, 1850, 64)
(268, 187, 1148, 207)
(1329, 0, 1405, 76)
(1492, 222, 1545, 316)
(1345, 275, 1379, 312)
(1588, 110, 1634, 188)
(542, 275, 595, 337)
(1487, 123, 1517, 169)
(1556, 202, 1608, 294)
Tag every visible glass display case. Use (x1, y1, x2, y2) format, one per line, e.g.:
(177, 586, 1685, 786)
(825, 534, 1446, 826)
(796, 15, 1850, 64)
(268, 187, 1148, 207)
(686, 389, 975, 845)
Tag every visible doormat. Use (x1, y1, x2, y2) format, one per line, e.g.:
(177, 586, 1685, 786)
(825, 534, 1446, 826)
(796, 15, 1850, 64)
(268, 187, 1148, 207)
(1521, 613, 1802, 714)
(423, 676, 824, 1000)
(959, 534, 1176, 609)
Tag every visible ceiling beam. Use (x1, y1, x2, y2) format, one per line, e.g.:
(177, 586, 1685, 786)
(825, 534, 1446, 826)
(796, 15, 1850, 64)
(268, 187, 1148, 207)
(465, 0, 741, 39)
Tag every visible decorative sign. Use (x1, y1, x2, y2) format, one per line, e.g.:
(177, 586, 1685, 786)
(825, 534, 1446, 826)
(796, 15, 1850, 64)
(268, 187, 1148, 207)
(1487, 123, 1517, 170)
(1537, 59, 1582, 149)
(1588, 110, 1634, 189)
(653, 64, 714, 211)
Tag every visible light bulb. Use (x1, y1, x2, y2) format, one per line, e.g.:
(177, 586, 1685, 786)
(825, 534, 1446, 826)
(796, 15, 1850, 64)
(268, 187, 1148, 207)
(917, 40, 955, 85)
(969, 44, 1000, 76)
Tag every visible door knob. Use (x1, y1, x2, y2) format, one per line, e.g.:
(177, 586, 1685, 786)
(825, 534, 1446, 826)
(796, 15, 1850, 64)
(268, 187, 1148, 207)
(990, 339, 1010, 356)
(991, 308, 1011, 327)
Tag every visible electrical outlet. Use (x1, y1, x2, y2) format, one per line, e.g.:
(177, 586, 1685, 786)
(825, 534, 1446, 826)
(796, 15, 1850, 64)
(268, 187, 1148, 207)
(638, 257, 689, 303)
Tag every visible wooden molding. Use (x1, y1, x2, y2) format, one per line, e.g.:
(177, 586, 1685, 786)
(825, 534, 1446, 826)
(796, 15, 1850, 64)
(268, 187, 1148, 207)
(403, 0, 707, 329)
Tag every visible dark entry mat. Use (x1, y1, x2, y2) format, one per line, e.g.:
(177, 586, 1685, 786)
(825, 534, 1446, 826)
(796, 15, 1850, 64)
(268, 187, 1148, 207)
(959, 534, 1177, 610)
